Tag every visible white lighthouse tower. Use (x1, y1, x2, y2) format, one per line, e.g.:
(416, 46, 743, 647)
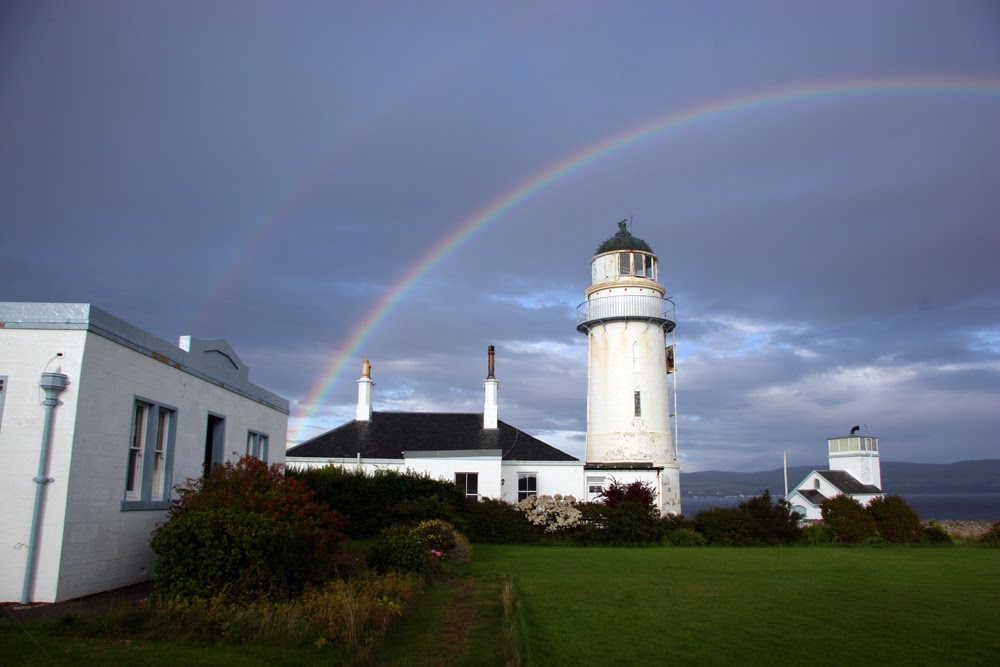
(576, 222, 680, 514)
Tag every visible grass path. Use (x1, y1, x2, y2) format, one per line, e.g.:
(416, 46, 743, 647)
(376, 571, 508, 666)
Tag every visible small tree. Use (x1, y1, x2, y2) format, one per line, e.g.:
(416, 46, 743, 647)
(866, 495, 924, 543)
(737, 489, 803, 545)
(821, 494, 876, 544)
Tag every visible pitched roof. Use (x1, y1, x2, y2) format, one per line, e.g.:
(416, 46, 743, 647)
(816, 470, 882, 494)
(286, 412, 579, 462)
(797, 489, 827, 505)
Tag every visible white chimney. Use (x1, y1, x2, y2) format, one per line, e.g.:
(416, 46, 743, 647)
(484, 345, 498, 429)
(356, 359, 373, 422)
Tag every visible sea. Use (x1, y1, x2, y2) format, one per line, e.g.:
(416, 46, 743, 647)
(680, 493, 1000, 521)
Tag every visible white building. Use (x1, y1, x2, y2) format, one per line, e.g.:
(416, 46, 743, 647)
(577, 222, 681, 514)
(286, 348, 585, 503)
(0, 303, 289, 603)
(785, 431, 884, 520)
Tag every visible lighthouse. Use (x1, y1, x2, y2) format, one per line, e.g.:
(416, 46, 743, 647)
(576, 222, 680, 514)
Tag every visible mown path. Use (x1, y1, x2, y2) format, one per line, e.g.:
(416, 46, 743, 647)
(376, 571, 508, 667)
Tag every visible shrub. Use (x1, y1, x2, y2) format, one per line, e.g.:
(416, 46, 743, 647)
(802, 524, 834, 545)
(979, 521, 1000, 548)
(661, 528, 707, 546)
(599, 479, 657, 508)
(289, 466, 467, 538)
(300, 572, 421, 648)
(151, 456, 347, 600)
(449, 531, 473, 564)
(387, 494, 461, 530)
(821, 495, 877, 544)
(516, 494, 583, 533)
(463, 498, 541, 544)
(922, 523, 952, 544)
(694, 507, 756, 546)
(411, 519, 458, 555)
(367, 525, 432, 574)
(867, 495, 924, 543)
(736, 490, 803, 545)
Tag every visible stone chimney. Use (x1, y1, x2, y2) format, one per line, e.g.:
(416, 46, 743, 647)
(484, 345, 498, 429)
(356, 359, 373, 422)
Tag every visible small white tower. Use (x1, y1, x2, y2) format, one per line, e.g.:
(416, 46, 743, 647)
(827, 429, 882, 490)
(577, 222, 680, 514)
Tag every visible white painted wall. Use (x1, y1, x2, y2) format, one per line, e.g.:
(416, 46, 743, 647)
(403, 453, 502, 500)
(1, 319, 288, 603)
(786, 471, 883, 521)
(500, 461, 586, 503)
(0, 329, 86, 604)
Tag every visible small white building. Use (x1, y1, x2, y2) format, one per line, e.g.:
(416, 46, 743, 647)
(286, 348, 585, 503)
(786, 431, 884, 520)
(0, 303, 289, 603)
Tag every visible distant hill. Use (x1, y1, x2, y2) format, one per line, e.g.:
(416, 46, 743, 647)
(680, 459, 1000, 497)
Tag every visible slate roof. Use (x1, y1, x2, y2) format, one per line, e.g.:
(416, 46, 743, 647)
(797, 489, 827, 505)
(816, 470, 882, 494)
(286, 412, 579, 462)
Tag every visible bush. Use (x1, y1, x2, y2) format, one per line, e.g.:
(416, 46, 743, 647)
(367, 525, 432, 574)
(463, 498, 541, 544)
(867, 495, 924, 543)
(151, 456, 347, 600)
(566, 479, 664, 546)
(289, 466, 468, 538)
(448, 531, 473, 564)
(661, 528, 707, 546)
(922, 523, 952, 544)
(735, 490, 803, 545)
(979, 521, 1000, 548)
(599, 479, 657, 508)
(516, 494, 583, 533)
(694, 507, 756, 546)
(821, 495, 877, 544)
(411, 519, 458, 555)
(802, 524, 834, 545)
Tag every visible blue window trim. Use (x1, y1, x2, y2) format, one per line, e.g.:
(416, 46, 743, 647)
(121, 396, 178, 512)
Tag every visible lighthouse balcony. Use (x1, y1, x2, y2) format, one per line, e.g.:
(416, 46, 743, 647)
(576, 295, 675, 333)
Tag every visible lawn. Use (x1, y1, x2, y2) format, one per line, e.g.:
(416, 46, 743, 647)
(461, 545, 1000, 665)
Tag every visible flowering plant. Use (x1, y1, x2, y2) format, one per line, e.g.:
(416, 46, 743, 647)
(430, 549, 444, 559)
(516, 494, 582, 532)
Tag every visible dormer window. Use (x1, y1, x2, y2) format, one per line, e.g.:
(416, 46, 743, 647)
(814, 479, 821, 490)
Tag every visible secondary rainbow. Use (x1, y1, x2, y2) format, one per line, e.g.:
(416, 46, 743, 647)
(291, 74, 1000, 442)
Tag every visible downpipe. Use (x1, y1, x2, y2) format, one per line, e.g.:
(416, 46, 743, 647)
(21, 371, 69, 604)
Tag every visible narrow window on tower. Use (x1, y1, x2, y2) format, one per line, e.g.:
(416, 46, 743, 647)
(634, 390, 641, 417)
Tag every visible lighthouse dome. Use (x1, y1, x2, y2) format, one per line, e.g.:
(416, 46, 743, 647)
(595, 220, 653, 255)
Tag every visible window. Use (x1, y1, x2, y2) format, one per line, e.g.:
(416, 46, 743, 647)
(634, 390, 642, 417)
(814, 479, 821, 490)
(517, 473, 537, 501)
(0, 375, 7, 433)
(455, 472, 479, 499)
(587, 476, 604, 498)
(123, 399, 176, 510)
(619, 252, 631, 276)
(246, 431, 270, 462)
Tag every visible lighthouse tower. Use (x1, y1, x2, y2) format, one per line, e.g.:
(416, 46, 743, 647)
(576, 222, 680, 514)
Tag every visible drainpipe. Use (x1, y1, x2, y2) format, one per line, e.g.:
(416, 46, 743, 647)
(21, 371, 69, 604)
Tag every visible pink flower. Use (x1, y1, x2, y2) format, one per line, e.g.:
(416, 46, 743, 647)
(431, 549, 444, 559)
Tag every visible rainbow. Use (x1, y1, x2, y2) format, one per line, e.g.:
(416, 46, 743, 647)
(285, 74, 1000, 442)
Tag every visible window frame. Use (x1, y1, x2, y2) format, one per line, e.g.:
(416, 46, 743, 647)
(122, 397, 177, 511)
(517, 472, 538, 502)
(246, 430, 270, 462)
(455, 472, 479, 499)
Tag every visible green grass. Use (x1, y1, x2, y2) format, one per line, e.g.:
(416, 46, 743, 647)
(463, 545, 1000, 666)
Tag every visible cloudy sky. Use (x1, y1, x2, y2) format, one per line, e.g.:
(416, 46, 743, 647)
(3, 1, 998, 471)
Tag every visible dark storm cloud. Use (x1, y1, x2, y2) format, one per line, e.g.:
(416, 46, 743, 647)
(2, 1, 998, 469)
